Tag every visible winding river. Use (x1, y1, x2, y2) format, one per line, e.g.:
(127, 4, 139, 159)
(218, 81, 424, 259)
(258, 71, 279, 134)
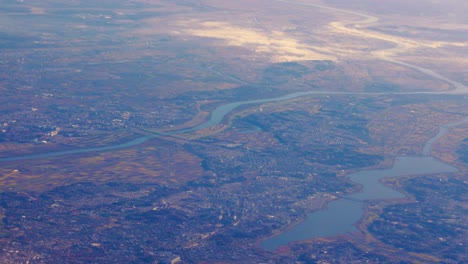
(260, 156, 459, 250)
(260, 114, 467, 251)
(0, 91, 348, 162)
(0, 90, 462, 163)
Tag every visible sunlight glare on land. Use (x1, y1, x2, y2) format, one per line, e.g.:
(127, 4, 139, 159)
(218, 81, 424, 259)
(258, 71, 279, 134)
(329, 21, 467, 58)
(180, 20, 335, 62)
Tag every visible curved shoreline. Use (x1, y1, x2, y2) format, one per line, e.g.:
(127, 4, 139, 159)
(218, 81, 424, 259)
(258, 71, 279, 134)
(260, 117, 466, 250)
(422, 116, 468, 156)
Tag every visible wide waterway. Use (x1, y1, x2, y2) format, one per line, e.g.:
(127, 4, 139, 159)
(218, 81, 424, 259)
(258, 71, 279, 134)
(259, 157, 459, 250)
(260, 117, 466, 250)
(260, 117, 468, 250)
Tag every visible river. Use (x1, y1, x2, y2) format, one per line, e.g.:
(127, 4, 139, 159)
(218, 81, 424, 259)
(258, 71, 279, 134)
(0, 91, 345, 162)
(0, 90, 459, 163)
(260, 156, 459, 250)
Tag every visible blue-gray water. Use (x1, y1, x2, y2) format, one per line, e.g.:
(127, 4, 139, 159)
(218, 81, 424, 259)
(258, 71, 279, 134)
(1, 90, 462, 163)
(260, 157, 459, 250)
(0, 91, 374, 162)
